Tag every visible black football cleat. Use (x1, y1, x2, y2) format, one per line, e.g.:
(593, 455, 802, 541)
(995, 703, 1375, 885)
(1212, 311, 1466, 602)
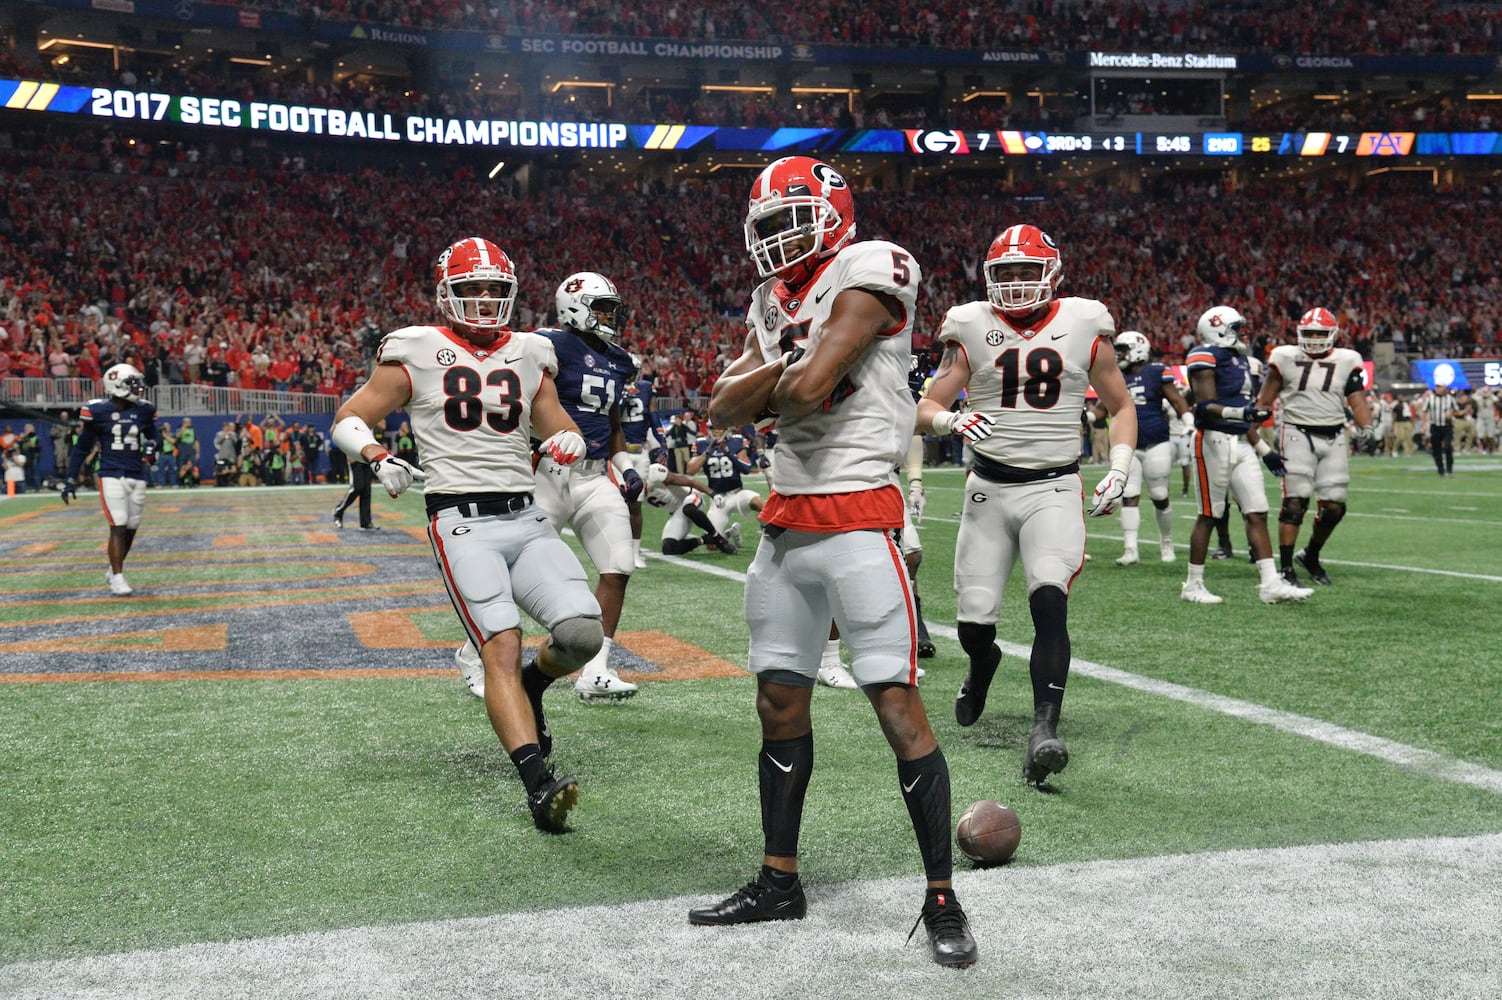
(1280, 566, 1302, 588)
(954, 643, 1002, 727)
(1023, 703, 1069, 787)
(688, 874, 806, 926)
(1295, 549, 1333, 585)
(907, 889, 978, 969)
(917, 637, 937, 659)
(332, 509, 344, 529)
(528, 773, 579, 834)
(1210, 543, 1232, 560)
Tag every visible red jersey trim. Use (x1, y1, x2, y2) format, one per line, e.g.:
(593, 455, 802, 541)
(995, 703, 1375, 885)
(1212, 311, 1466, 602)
(438, 325, 512, 358)
(759, 484, 905, 533)
(991, 300, 1061, 336)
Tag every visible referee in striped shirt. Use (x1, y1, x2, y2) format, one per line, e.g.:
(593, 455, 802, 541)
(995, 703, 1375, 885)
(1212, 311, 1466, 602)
(1423, 386, 1457, 476)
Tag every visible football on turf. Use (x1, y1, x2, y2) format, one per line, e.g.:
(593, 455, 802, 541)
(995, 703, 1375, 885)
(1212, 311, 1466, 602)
(956, 799, 1021, 866)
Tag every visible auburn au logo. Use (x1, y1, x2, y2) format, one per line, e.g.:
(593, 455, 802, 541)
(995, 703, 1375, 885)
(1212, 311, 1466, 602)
(565, 277, 586, 293)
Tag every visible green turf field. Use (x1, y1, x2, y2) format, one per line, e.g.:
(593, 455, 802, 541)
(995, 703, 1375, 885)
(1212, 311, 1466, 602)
(1, 454, 1499, 997)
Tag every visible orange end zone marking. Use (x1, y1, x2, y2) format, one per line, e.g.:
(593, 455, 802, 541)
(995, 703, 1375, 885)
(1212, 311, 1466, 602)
(215, 534, 248, 547)
(0, 668, 455, 684)
(0, 625, 228, 655)
(17, 542, 58, 556)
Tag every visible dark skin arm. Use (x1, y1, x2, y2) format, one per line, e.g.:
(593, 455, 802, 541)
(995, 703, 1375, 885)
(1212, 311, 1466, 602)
(770, 287, 904, 419)
(706, 329, 786, 429)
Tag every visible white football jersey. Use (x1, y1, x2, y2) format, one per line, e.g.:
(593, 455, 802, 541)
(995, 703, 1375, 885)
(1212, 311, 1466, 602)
(1267, 345, 1363, 426)
(643, 463, 691, 509)
(938, 296, 1115, 469)
(376, 325, 557, 494)
(746, 240, 920, 496)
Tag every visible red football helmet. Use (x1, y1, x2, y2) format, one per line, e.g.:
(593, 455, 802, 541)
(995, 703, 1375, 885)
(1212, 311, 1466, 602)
(744, 156, 856, 282)
(1296, 306, 1339, 356)
(434, 237, 517, 330)
(984, 224, 1063, 314)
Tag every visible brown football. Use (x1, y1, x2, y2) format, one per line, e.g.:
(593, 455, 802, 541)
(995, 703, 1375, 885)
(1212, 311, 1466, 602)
(956, 800, 1021, 866)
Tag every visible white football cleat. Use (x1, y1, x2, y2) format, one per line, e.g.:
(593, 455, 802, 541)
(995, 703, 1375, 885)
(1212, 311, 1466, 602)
(108, 573, 133, 597)
(1160, 540, 1176, 562)
(1258, 578, 1313, 604)
(816, 662, 858, 689)
(634, 555, 648, 569)
(725, 521, 743, 550)
(454, 641, 485, 699)
(576, 666, 637, 701)
(914, 666, 926, 681)
(1180, 579, 1223, 604)
(1115, 548, 1139, 566)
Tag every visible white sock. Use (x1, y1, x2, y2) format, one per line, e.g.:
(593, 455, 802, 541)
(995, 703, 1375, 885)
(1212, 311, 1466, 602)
(822, 639, 842, 667)
(1187, 563, 1206, 584)
(1121, 506, 1140, 549)
(585, 636, 614, 675)
(632, 539, 641, 561)
(1256, 558, 1279, 586)
(1154, 504, 1174, 543)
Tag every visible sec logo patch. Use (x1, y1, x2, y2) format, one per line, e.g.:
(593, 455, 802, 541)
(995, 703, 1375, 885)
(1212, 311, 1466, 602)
(436, 349, 457, 366)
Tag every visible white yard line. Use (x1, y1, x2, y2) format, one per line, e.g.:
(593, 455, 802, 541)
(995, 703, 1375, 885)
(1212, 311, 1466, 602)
(4, 834, 1498, 1000)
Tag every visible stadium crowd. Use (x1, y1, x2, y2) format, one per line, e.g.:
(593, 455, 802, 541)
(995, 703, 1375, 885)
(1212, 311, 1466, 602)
(193, 1, 1502, 56)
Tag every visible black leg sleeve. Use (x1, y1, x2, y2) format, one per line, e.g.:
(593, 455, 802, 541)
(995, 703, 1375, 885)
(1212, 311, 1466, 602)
(1028, 585, 1071, 710)
(760, 733, 813, 860)
(898, 747, 953, 882)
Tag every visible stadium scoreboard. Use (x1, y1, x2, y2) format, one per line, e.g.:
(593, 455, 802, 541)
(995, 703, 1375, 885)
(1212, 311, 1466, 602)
(7, 80, 1502, 158)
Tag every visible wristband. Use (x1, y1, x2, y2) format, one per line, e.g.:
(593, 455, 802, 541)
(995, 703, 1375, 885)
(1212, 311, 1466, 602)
(1254, 439, 1272, 457)
(331, 415, 381, 461)
(610, 451, 632, 476)
(929, 411, 957, 435)
(1108, 443, 1134, 478)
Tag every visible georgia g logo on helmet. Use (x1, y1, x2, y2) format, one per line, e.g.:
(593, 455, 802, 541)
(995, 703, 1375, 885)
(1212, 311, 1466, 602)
(809, 162, 848, 191)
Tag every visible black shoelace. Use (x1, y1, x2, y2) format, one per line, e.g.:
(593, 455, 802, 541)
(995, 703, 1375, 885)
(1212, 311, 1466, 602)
(907, 899, 968, 944)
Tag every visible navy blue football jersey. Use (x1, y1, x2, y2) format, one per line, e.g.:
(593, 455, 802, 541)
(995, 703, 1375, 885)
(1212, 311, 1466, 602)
(694, 434, 751, 493)
(1185, 343, 1256, 434)
(621, 377, 655, 447)
(539, 328, 638, 460)
(1124, 362, 1177, 447)
(69, 397, 159, 481)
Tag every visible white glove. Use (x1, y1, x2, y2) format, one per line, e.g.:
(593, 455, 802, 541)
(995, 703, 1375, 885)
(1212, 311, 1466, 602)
(1088, 469, 1127, 517)
(932, 410, 996, 442)
(713, 493, 728, 509)
(542, 430, 586, 466)
(1178, 412, 1197, 437)
(369, 452, 427, 498)
(907, 481, 925, 524)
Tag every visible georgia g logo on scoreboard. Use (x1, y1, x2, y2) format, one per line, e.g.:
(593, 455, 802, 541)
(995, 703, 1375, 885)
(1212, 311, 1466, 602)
(904, 130, 971, 155)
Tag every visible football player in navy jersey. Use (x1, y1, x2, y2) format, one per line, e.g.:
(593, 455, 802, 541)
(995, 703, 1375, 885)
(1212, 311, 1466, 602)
(63, 363, 160, 596)
(533, 272, 646, 700)
(1180, 307, 1313, 605)
(688, 422, 762, 551)
(620, 370, 657, 568)
(1093, 331, 1193, 565)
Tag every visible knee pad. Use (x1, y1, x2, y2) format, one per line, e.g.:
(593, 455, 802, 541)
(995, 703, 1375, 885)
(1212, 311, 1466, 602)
(1315, 500, 1346, 527)
(548, 616, 604, 670)
(1279, 496, 1309, 526)
(956, 621, 997, 661)
(1028, 586, 1068, 634)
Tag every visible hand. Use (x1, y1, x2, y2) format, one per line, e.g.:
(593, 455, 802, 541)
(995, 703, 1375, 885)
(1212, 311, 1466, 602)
(1352, 425, 1377, 454)
(60, 478, 77, 504)
(712, 493, 728, 510)
(1088, 469, 1127, 517)
(1179, 412, 1197, 437)
(618, 467, 644, 503)
(934, 410, 995, 442)
(907, 481, 925, 524)
(142, 441, 158, 466)
(542, 430, 586, 465)
(1224, 404, 1271, 424)
(369, 451, 427, 497)
(1262, 450, 1287, 477)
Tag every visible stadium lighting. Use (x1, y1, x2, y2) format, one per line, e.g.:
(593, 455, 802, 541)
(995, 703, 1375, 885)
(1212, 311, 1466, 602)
(961, 91, 1011, 102)
(487, 161, 506, 179)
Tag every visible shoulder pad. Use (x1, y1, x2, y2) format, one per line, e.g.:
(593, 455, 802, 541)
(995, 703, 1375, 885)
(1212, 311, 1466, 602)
(835, 240, 920, 309)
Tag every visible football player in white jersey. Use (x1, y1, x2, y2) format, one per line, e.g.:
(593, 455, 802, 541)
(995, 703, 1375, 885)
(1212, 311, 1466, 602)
(687, 156, 977, 968)
(1254, 307, 1375, 587)
(330, 237, 603, 834)
(640, 455, 737, 554)
(917, 223, 1137, 789)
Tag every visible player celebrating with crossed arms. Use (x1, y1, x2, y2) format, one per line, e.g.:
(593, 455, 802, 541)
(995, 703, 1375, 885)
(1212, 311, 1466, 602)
(333, 237, 604, 834)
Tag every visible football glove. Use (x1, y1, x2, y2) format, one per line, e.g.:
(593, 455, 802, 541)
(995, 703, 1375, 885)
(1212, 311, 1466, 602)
(1262, 450, 1288, 477)
(369, 452, 427, 497)
(618, 468, 644, 503)
(541, 430, 586, 466)
(59, 478, 77, 504)
(1352, 425, 1377, 454)
(1088, 470, 1127, 517)
(932, 410, 996, 442)
(142, 440, 158, 466)
(907, 481, 926, 524)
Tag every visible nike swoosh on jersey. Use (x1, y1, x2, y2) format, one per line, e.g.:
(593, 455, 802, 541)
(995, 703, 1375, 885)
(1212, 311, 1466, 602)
(766, 754, 794, 773)
(814, 288, 831, 303)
